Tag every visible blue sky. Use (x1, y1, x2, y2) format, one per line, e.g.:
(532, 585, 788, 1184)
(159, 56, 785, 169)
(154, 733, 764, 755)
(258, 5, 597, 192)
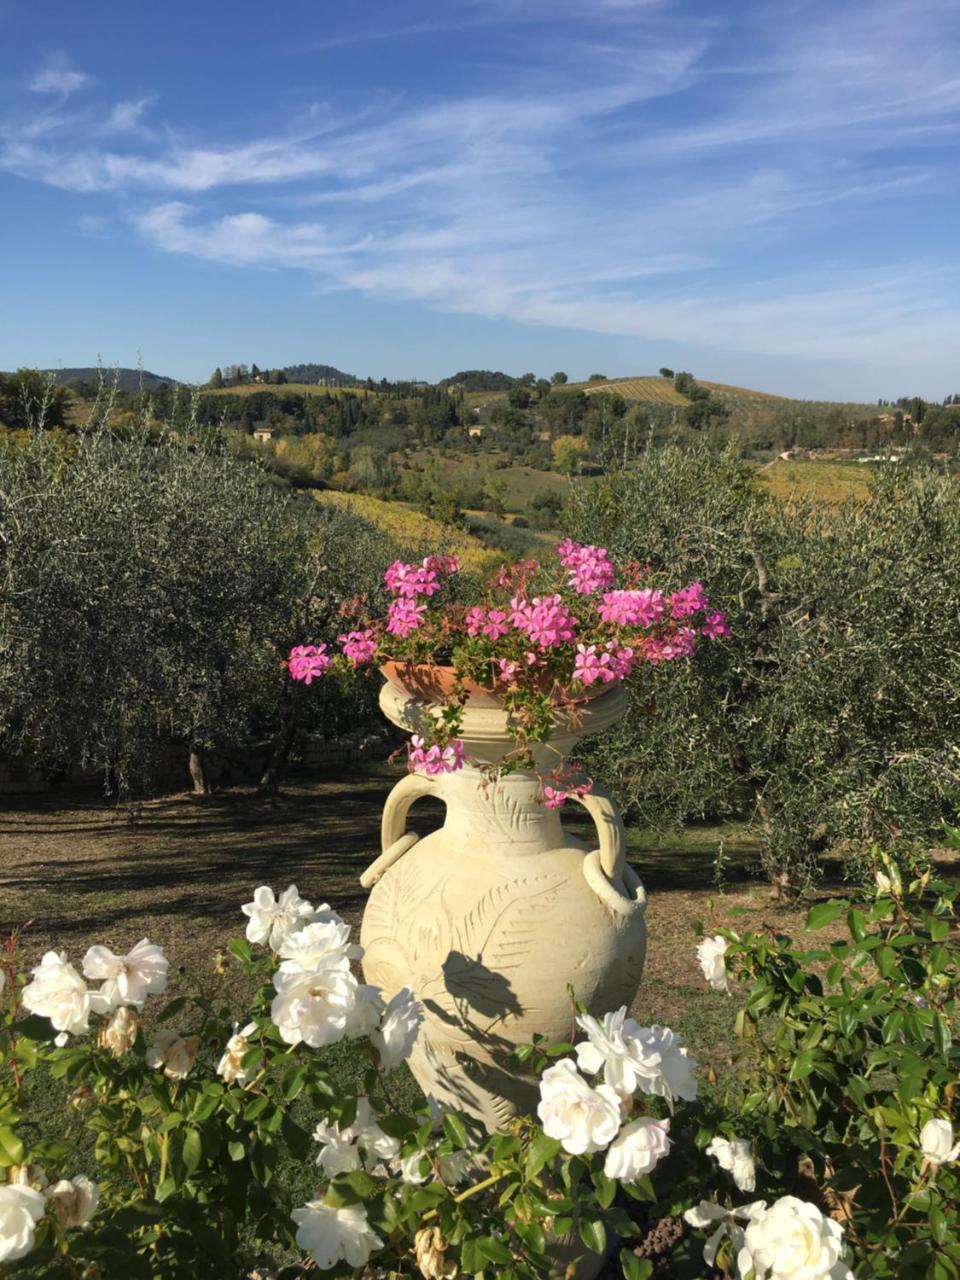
(1, 0, 958, 400)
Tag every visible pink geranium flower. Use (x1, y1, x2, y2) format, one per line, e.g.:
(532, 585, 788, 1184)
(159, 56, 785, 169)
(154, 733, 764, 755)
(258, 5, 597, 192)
(288, 644, 331, 684)
(702, 610, 729, 640)
(338, 629, 378, 667)
(481, 609, 510, 640)
(407, 735, 465, 775)
(385, 557, 445, 599)
(543, 785, 566, 810)
(668, 582, 709, 619)
(557, 539, 616, 595)
(520, 595, 578, 648)
(465, 606, 486, 637)
(598, 589, 665, 627)
(386, 598, 427, 637)
(573, 643, 618, 686)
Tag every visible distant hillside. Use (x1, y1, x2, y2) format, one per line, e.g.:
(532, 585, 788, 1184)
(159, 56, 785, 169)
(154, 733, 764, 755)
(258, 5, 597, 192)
(572, 374, 787, 406)
(440, 370, 518, 392)
(202, 382, 375, 399)
(45, 367, 175, 394)
(281, 362, 357, 386)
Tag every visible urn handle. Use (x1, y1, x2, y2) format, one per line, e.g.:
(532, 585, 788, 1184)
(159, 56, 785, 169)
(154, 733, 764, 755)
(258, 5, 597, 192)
(569, 785, 646, 918)
(359, 773, 439, 889)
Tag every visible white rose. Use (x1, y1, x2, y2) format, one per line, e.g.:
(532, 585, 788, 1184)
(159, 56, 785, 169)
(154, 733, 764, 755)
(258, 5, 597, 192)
(240, 884, 317, 950)
(743, 1195, 852, 1280)
(0, 1184, 45, 1262)
(604, 1116, 671, 1181)
(313, 1098, 400, 1176)
(684, 1199, 765, 1270)
(292, 1199, 382, 1271)
(398, 1149, 471, 1186)
(21, 951, 108, 1040)
(344, 983, 384, 1038)
(696, 935, 730, 993)
(99, 1006, 139, 1057)
(706, 1135, 757, 1192)
(45, 1176, 99, 1229)
(271, 967, 359, 1048)
(920, 1117, 960, 1165)
(537, 1059, 622, 1155)
(312, 1121, 363, 1177)
(276, 919, 361, 976)
(351, 1098, 401, 1162)
(146, 1028, 199, 1080)
(576, 1005, 671, 1098)
(217, 1022, 258, 1086)
(82, 938, 168, 1010)
(371, 987, 422, 1071)
(632, 1025, 698, 1104)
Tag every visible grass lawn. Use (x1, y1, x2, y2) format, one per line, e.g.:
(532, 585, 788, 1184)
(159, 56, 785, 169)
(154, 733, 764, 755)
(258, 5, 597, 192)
(2, 761, 844, 1080)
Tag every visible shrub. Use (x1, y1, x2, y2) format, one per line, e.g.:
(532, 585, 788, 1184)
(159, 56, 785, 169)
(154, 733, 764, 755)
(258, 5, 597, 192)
(567, 441, 960, 887)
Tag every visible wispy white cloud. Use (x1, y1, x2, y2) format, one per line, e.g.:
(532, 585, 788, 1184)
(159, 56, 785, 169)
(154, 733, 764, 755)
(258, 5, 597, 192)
(29, 54, 92, 97)
(4, 0, 960, 377)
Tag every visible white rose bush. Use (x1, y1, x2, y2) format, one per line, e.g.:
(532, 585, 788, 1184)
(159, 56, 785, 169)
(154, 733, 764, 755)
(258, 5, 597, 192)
(0, 832, 957, 1278)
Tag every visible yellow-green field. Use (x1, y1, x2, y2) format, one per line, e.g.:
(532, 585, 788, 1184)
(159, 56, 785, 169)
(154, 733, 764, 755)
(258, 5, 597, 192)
(575, 376, 690, 405)
(572, 375, 786, 405)
(755, 458, 871, 505)
(313, 491, 503, 574)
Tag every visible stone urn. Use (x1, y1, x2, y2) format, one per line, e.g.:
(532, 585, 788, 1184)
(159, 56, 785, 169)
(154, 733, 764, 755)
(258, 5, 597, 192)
(359, 671, 647, 1133)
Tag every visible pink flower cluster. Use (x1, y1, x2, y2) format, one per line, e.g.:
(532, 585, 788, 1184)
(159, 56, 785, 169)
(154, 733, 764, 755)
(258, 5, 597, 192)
(598, 588, 665, 627)
(407, 735, 465, 775)
(383, 554, 460, 638)
(385, 555, 460, 600)
(642, 627, 697, 663)
(702, 610, 730, 640)
(510, 594, 579, 648)
(669, 582, 709, 619)
(465, 607, 511, 640)
(338, 628, 378, 667)
(557, 538, 616, 595)
(386, 598, 427, 638)
(572, 643, 636, 686)
(288, 644, 331, 684)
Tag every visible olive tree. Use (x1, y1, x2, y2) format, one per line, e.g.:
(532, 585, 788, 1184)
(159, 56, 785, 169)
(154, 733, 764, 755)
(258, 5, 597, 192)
(0, 426, 391, 796)
(567, 442, 960, 887)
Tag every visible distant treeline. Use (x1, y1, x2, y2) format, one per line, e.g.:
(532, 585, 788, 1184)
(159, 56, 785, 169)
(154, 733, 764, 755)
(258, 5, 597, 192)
(2, 367, 958, 500)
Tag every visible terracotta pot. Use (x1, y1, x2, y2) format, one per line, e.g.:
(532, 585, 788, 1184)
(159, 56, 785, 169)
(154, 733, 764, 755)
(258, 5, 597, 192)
(380, 659, 614, 713)
(380, 659, 504, 707)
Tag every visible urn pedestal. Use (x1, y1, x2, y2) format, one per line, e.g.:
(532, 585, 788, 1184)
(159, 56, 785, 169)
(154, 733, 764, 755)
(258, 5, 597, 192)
(359, 679, 647, 1133)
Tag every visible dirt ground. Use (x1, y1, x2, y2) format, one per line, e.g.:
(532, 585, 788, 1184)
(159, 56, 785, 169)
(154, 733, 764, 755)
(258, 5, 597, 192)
(0, 761, 913, 1071)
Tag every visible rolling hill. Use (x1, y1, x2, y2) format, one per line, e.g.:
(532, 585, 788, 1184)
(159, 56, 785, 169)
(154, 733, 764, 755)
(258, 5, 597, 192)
(45, 367, 175, 393)
(570, 375, 788, 405)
